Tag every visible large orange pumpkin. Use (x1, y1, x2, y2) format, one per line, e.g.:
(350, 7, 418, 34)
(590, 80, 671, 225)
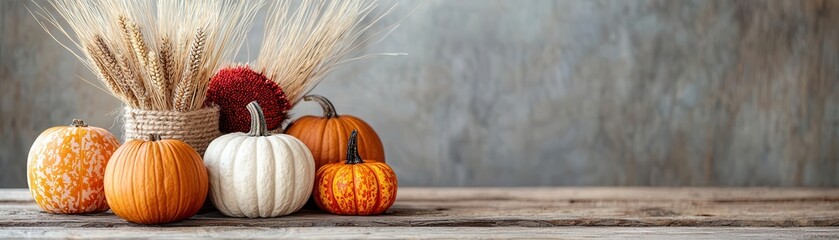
(27, 119, 120, 214)
(286, 95, 385, 170)
(104, 135, 208, 224)
(314, 130, 397, 215)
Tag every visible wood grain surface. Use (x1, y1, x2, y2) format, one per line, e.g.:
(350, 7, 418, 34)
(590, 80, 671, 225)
(3, 227, 839, 239)
(1, 188, 838, 238)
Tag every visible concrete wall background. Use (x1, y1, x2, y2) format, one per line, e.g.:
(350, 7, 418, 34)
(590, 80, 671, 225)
(1, 0, 837, 187)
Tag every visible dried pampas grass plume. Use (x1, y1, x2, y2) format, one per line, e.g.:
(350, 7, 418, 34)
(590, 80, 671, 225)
(255, 0, 401, 105)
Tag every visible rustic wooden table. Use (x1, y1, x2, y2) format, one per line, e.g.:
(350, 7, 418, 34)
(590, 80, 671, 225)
(1, 188, 838, 239)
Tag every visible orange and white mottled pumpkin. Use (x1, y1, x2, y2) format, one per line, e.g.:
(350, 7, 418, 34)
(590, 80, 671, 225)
(27, 119, 120, 214)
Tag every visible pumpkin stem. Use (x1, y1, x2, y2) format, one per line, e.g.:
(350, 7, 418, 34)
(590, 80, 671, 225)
(70, 119, 88, 127)
(149, 134, 161, 141)
(304, 95, 338, 119)
(247, 101, 271, 137)
(345, 130, 364, 164)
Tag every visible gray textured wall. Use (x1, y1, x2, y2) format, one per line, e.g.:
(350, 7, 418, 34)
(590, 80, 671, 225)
(2, 0, 838, 187)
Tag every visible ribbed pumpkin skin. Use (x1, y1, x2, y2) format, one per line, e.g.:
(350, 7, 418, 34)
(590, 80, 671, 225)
(314, 161, 397, 215)
(27, 123, 119, 214)
(313, 130, 396, 215)
(203, 133, 315, 218)
(104, 139, 208, 224)
(286, 114, 384, 170)
(286, 95, 385, 171)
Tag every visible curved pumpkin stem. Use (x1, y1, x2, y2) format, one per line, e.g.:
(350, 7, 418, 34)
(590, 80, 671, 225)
(304, 95, 338, 119)
(247, 101, 271, 137)
(71, 119, 88, 127)
(345, 130, 364, 164)
(148, 134, 161, 141)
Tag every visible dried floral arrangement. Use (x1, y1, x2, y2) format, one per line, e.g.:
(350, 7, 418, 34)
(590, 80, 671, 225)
(31, 0, 263, 153)
(207, 0, 400, 133)
(26, 0, 405, 223)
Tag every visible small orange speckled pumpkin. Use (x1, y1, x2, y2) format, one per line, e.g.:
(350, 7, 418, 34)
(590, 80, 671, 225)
(104, 134, 208, 224)
(286, 95, 385, 170)
(27, 119, 120, 214)
(314, 130, 397, 215)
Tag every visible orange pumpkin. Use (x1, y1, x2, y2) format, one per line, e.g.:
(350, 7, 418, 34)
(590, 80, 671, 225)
(27, 119, 120, 214)
(314, 130, 397, 215)
(104, 135, 208, 224)
(286, 95, 385, 170)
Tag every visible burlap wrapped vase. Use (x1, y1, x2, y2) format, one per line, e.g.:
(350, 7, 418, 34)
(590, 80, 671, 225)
(123, 106, 221, 155)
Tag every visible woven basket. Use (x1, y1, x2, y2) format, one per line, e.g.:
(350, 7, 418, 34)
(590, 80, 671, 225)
(123, 106, 221, 155)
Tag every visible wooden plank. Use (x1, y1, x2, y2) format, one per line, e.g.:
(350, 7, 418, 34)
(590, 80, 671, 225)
(2, 227, 839, 239)
(6, 187, 839, 202)
(2, 188, 838, 229)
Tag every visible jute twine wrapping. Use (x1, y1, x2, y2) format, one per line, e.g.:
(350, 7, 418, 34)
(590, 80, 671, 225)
(123, 106, 221, 154)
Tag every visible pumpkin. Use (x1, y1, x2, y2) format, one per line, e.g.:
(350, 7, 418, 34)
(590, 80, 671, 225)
(27, 119, 120, 214)
(286, 95, 385, 170)
(203, 101, 315, 218)
(104, 134, 208, 224)
(314, 130, 397, 215)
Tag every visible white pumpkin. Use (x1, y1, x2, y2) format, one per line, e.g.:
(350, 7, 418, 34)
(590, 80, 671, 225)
(204, 101, 315, 218)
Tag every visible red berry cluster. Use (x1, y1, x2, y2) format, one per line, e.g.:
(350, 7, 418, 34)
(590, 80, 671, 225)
(207, 66, 291, 133)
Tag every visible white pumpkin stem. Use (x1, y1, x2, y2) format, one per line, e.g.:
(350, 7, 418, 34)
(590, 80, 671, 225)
(345, 130, 364, 164)
(71, 119, 88, 127)
(304, 95, 338, 119)
(247, 101, 271, 136)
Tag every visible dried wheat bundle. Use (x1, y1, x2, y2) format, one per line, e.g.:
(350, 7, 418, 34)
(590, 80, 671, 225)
(30, 0, 263, 112)
(31, 0, 263, 153)
(208, 0, 399, 133)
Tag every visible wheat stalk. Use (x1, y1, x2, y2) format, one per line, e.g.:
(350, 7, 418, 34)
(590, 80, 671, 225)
(146, 51, 168, 110)
(129, 21, 150, 70)
(159, 37, 175, 90)
(85, 45, 123, 96)
(117, 16, 139, 65)
(173, 28, 205, 112)
(87, 38, 122, 93)
(115, 52, 149, 109)
(89, 35, 141, 107)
